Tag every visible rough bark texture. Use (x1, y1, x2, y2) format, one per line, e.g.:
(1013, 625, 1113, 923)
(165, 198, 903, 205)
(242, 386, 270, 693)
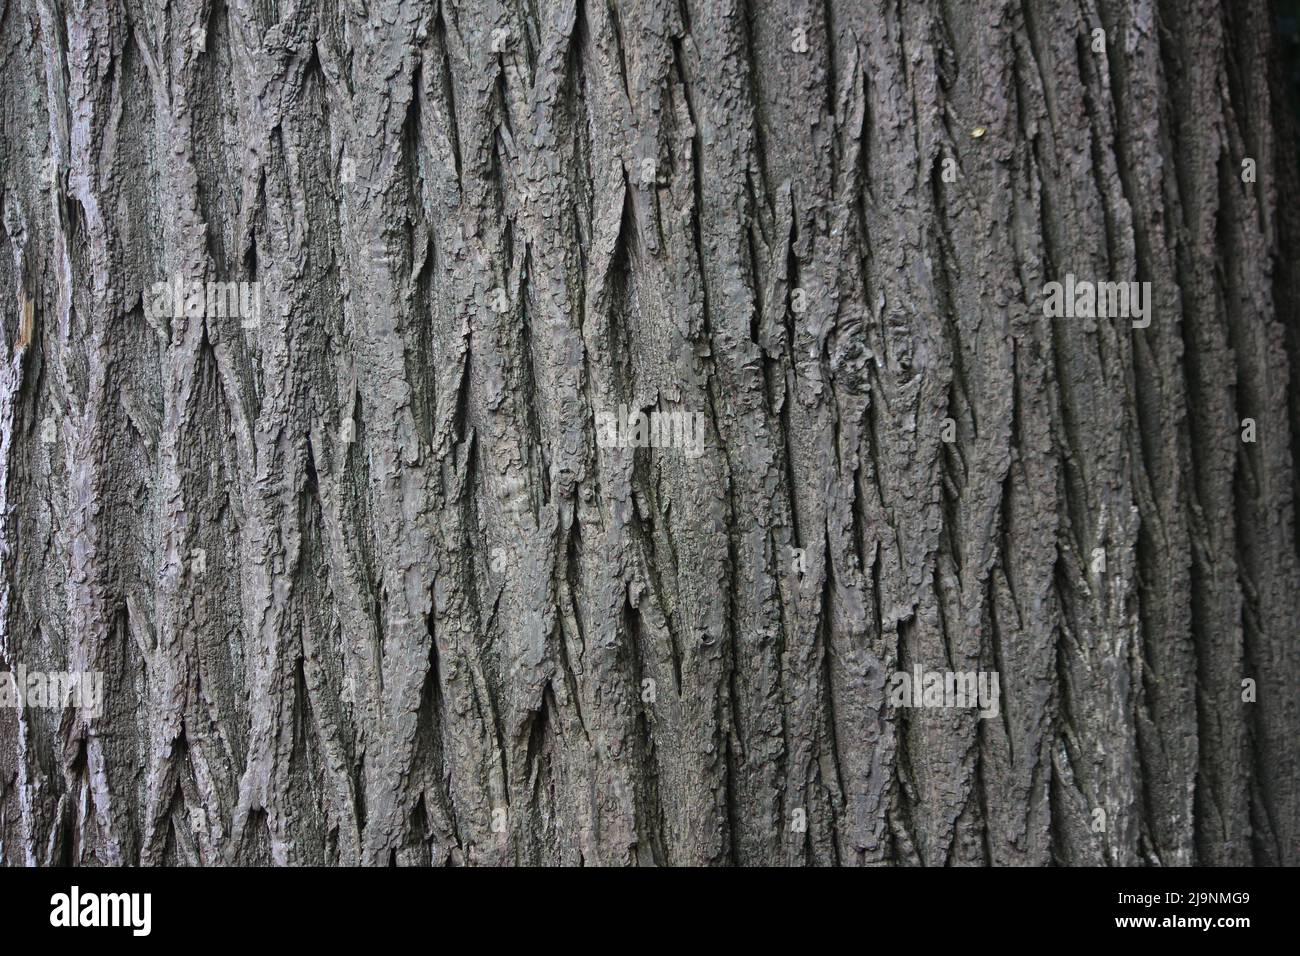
(0, 0, 1296, 866)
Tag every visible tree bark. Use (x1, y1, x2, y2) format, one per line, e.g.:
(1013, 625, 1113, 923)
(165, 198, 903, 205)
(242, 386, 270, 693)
(0, 0, 1296, 866)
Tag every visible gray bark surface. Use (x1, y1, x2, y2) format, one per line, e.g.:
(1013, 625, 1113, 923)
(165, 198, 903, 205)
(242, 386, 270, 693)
(0, 0, 1296, 866)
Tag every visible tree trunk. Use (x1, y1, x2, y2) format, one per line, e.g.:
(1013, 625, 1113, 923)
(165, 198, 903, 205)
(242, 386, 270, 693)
(1, 0, 1296, 866)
